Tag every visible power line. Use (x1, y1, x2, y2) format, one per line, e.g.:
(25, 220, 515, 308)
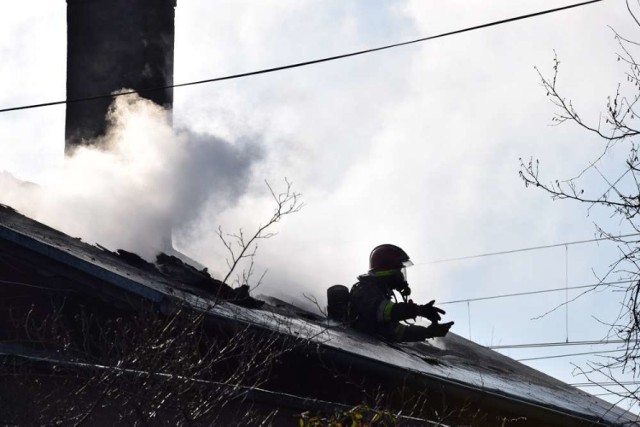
(571, 381, 640, 388)
(438, 279, 634, 305)
(517, 349, 624, 362)
(488, 339, 626, 350)
(0, 0, 604, 114)
(0, 278, 72, 292)
(421, 233, 640, 265)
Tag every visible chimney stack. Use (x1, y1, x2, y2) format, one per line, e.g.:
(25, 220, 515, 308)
(65, 0, 176, 153)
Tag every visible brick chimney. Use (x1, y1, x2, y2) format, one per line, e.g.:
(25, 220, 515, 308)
(65, 0, 177, 154)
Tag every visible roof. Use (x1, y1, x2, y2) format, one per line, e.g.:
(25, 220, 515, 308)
(0, 203, 636, 426)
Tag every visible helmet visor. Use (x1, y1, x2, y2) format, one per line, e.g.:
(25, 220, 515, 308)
(401, 260, 413, 281)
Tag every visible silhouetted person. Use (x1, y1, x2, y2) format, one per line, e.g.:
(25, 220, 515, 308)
(350, 244, 454, 342)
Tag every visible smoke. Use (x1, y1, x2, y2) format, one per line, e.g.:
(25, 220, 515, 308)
(0, 93, 263, 259)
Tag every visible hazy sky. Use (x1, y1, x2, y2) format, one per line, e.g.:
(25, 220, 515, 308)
(1, 0, 639, 412)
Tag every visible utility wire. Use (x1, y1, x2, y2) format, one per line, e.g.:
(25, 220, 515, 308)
(565, 245, 569, 342)
(421, 232, 640, 265)
(0, 0, 604, 114)
(517, 349, 624, 362)
(591, 392, 628, 397)
(571, 381, 640, 388)
(488, 339, 626, 350)
(438, 279, 634, 305)
(0, 278, 73, 292)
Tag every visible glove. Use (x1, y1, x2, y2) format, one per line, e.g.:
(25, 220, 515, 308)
(424, 321, 454, 338)
(418, 300, 446, 323)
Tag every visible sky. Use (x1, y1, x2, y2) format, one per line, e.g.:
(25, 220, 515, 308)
(1, 0, 639, 414)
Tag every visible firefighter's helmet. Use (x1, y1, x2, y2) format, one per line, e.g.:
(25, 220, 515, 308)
(369, 244, 413, 272)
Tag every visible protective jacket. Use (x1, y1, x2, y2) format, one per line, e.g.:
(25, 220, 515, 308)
(349, 274, 432, 342)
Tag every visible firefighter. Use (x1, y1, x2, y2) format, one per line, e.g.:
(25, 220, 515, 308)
(349, 244, 454, 342)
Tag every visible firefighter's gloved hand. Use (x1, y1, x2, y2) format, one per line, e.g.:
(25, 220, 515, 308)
(425, 321, 454, 338)
(418, 300, 446, 323)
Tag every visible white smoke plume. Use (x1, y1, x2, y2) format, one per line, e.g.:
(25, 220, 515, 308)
(0, 93, 263, 260)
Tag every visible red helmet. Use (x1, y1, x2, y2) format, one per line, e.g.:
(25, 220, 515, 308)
(369, 244, 412, 272)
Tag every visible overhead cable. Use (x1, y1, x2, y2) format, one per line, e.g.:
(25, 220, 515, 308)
(488, 339, 626, 350)
(438, 279, 634, 305)
(571, 381, 640, 388)
(517, 349, 624, 362)
(0, 0, 603, 114)
(0, 346, 439, 425)
(0, 278, 73, 292)
(421, 232, 640, 265)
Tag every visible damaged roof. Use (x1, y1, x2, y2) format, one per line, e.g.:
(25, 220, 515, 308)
(0, 204, 636, 426)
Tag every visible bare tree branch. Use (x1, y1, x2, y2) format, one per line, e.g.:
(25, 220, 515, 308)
(217, 178, 303, 287)
(522, 2, 640, 408)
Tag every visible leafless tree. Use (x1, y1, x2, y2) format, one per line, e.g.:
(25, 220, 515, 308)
(2, 296, 295, 426)
(519, 0, 640, 411)
(217, 178, 303, 289)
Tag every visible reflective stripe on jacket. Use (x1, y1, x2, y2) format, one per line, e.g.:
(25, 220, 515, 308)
(350, 274, 404, 341)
